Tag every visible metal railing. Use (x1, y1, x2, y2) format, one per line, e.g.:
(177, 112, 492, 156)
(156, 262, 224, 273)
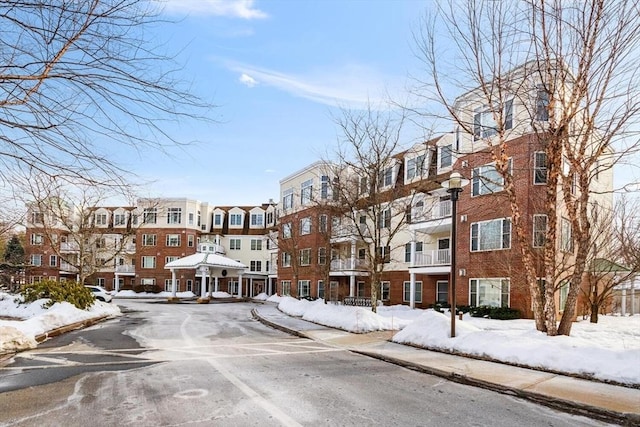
(412, 249, 451, 267)
(330, 258, 368, 271)
(115, 265, 136, 274)
(411, 200, 452, 223)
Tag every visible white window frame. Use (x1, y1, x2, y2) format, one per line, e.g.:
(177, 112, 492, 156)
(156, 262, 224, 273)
(142, 234, 157, 246)
(473, 99, 513, 140)
(95, 213, 107, 226)
(30, 254, 42, 266)
(534, 152, 547, 184)
(381, 281, 390, 301)
(471, 218, 512, 252)
(282, 223, 292, 239)
(298, 280, 310, 298)
(281, 280, 291, 296)
(472, 160, 511, 196)
(167, 207, 182, 224)
(317, 280, 325, 299)
(301, 179, 313, 205)
(31, 233, 43, 245)
(143, 208, 157, 224)
(229, 213, 243, 226)
(299, 248, 311, 266)
(402, 281, 422, 303)
(230, 238, 241, 250)
(436, 280, 448, 303)
(406, 154, 426, 181)
(533, 214, 547, 248)
(141, 256, 156, 269)
(281, 252, 291, 267)
(283, 188, 294, 210)
(250, 260, 262, 272)
(166, 234, 181, 247)
(560, 217, 573, 252)
(250, 239, 263, 250)
(469, 278, 510, 307)
(250, 213, 264, 227)
(300, 217, 312, 235)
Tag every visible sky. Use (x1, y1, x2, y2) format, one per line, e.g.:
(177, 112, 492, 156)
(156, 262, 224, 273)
(1, 291, 639, 387)
(116, 0, 430, 206)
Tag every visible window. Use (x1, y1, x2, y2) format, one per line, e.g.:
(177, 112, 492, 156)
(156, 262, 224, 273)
(230, 213, 242, 226)
(186, 279, 193, 292)
(165, 256, 179, 264)
(320, 175, 330, 200)
(164, 279, 179, 292)
(560, 218, 573, 252)
(142, 256, 156, 268)
(318, 247, 327, 265)
(250, 261, 262, 272)
(318, 214, 328, 233)
(404, 242, 423, 262)
(533, 214, 547, 247)
(282, 223, 292, 239)
(376, 246, 391, 263)
(300, 217, 312, 235)
(359, 176, 369, 196)
(31, 211, 44, 224)
(140, 278, 156, 286)
(473, 99, 513, 140)
(301, 179, 313, 204)
(559, 282, 569, 311)
(381, 281, 390, 301)
(250, 239, 263, 250)
(266, 211, 274, 224)
(318, 280, 325, 299)
(378, 167, 393, 188)
(437, 281, 448, 303)
(281, 280, 291, 296)
(230, 238, 241, 250)
(95, 237, 106, 249)
(49, 255, 57, 267)
(534, 152, 547, 184)
(471, 218, 511, 251)
(406, 154, 426, 180)
(282, 252, 291, 267)
(357, 281, 366, 297)
(214, 213, 222, 227)
(358, 248, 366, 260)
(187, 235, 194, 247)
(94, 213, 107, 226)
(298, 280, 310, 298)
(30, 233, 43, 245)
(114, 213, 126, 226)
(251, 213, 264, 227)
(197, 211, 201, 227)
(403, 281, 422, 303)
(228, 280, 239, 295)
(440, 144, 452, 168)
(536, 85, 550, 121)
(142, 234, 157, 246)
(300, 248, 311, 266)
(96, 278, 105, 287)
(472, 161, 511, 196)
(167, 207, 182, 224)
(470, 278, 510, 307)
(166, 234, 181, 247)
(143, 208, 157, 224)
(378, 208, 391, 229)
(283, 188, 294, 210)
(188, 212, 194, 225)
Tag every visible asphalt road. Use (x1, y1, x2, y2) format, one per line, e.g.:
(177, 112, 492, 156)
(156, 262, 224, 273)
(0, 300, 611, 427)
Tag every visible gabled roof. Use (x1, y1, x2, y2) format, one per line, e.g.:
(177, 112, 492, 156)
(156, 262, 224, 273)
(164, 251, 247, 271)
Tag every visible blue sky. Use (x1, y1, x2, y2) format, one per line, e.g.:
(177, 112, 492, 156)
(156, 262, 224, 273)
(120, 0, 430, 206)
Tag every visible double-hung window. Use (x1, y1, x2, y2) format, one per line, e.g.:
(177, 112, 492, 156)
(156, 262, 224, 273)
(534, 152, 547, 184)
(230, 213, 242, 226)
(299, 248, 311, 266)
(406, 154, 426, 180)
(250, 239, 262, 250)
(560, 218, 573, 252)
(320, 175, 330, 199)
(300, 217, 312, 235)
(250, 261, 262, 272)
(283, 188, 294, 210)
(471, 218, 511, 251)
(535, 85, 550, 121)
(403, 281, 422, 303)
(281, 252, 291, 267)
(282, 223, 292, 239)
(143, 208, 157, 224)
(230, 238, 241, 250)
(378, 208, 391, 229)
(301, 179, 313, 205)
(378, 167, 393, 188)
(167, 208, 182, 224)
(533, 214, 547, 247)
(141, 256, 156, 269)
(166, 234, 180, 247)
(30, 254, 42, 266)
(474, 99, 513, 140)
(298, 280, 310, 298)
(142, 234, 157, 246)
(440, 144, 452, 168)
(250, 213, 264, 227)
(471, 160, 511, 196)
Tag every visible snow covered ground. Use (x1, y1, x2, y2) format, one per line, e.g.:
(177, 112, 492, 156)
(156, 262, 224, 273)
(1, 291, 638, 387)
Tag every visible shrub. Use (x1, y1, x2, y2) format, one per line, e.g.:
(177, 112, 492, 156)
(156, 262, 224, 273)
(469, 305, 522, 320)
(133, 284, 161, 294)
(20, 279, 95, 310)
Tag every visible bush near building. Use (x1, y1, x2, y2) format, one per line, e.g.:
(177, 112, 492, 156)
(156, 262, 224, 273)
(19, 279, 94, 310)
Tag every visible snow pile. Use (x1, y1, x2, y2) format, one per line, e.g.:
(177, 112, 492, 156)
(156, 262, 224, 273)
(115, 290, 197, 298)
(253, 293, 269, 301)
(0, 292, 121, 354)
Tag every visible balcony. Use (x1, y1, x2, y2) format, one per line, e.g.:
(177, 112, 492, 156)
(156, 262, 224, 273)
(59, 262, 78, 273)
(331, 224, 370, 243)
(412, 249, 451, 267)
(409, 200, 452, 234)
(60, 242, 80, 252)
(330, 257, 369, 272)
(115, 265, 136, 275)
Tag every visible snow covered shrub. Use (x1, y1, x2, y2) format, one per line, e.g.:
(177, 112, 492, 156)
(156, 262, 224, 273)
(19, 279, 95, 310)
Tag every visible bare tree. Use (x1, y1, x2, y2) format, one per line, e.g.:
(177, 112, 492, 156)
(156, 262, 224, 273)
(22, 175, 146, 285)
(412, 0, 640, 335)
(0, 0, 210, 187)
(325, 106, 416, 312)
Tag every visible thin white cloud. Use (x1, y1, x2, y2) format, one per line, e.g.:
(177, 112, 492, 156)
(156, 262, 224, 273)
(162, 0, 268, 19)
(225, 60, 404, 110)
(239, 73, 258, 87)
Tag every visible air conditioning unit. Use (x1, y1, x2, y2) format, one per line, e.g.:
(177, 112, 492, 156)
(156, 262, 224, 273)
(459, 268, 466, 276)
(462, 160, 468, 168)
(460, 214, 467, 223)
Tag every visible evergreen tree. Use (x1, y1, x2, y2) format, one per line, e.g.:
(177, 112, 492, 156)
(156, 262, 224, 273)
(3, 235, 25, 266)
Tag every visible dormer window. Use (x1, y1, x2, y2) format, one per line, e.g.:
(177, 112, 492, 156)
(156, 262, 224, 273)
(406, 154, 426, 180)
(378, 167, 393, 188)
(230, 213, 242, 226)
(214, 213, 222, 226)
(250, 212, 264, 227)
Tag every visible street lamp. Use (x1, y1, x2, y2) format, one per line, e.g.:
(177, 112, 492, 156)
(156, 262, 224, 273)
(441, 171, 469, 338)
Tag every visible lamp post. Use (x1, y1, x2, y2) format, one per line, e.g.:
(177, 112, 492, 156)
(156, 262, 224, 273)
(441, 171, 469, 338)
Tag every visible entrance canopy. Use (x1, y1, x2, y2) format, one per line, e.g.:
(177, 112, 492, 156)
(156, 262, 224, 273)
(164, 242, 248, 299)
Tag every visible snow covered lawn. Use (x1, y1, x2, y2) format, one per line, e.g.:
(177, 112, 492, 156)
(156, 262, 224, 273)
(270, 295, 640, 386)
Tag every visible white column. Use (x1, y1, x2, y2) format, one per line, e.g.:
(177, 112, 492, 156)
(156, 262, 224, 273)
(237, 274, 243, 298)
(631, 287, 636, 315)
(350, 239, 356, 269)
(410, 271, 416, 309)
(621, 289, 627, 316)
(171, 269, 177, 298)
(201, 271, 207, 298)
(208, 271, 213, 298)
(214, 276, 219, 293)
(115, 273, 120, 292)
(249, 278, 254, 298)
(349, 275, 355, 297)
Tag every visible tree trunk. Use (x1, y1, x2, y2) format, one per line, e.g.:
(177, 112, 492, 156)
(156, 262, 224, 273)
(590, 304, 599, 323)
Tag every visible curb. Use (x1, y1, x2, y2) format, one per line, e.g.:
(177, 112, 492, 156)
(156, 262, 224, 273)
(252, 309, 637, 427)
(34, 314, 113, 343)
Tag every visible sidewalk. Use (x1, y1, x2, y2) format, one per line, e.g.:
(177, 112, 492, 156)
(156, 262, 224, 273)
(252, 304, 640, 426)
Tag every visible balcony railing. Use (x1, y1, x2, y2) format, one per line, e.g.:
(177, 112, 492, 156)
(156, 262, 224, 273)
(59, 262, 78, 273)
(412, 249, 451, 267)
(60, 242, 80, 252)
(115, 265, 136, 274)
(330, 258, 368, 271)
(331, 224, 370, 239)
(410, 200, 452, 223)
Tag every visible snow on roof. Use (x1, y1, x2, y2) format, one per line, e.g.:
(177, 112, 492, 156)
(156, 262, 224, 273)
(164, 251, 247, 270)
